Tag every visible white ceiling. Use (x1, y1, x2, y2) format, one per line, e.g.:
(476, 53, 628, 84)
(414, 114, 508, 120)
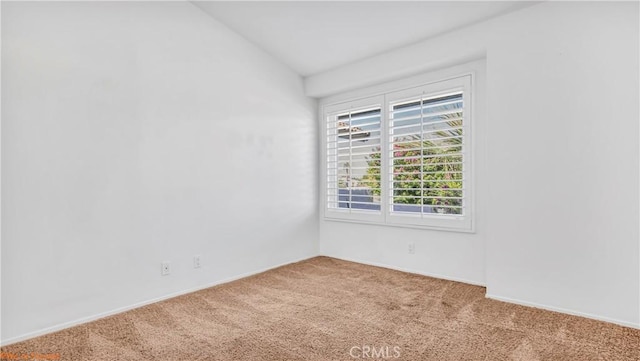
(193, 1, 537, 77)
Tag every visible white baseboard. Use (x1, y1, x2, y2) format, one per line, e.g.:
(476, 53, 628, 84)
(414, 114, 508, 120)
(0, 255, 317, 346)
(6, 255, 635, 346)
(486, 293, 640, 330)
(324, 254, 486, 287)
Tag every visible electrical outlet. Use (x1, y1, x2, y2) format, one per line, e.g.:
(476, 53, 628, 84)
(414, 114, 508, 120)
(408, 242, 415, 254)
(193, 255, 201, 269)
(161, 262, 171, 276)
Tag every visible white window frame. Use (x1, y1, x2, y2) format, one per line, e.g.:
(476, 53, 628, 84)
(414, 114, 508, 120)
(386, 76, 471, 230)
(324, 95, 385, 224)
(320, 62, 480, 233)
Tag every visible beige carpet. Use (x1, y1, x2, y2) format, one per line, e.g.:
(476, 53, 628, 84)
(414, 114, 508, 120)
(2, 257, 639, 360)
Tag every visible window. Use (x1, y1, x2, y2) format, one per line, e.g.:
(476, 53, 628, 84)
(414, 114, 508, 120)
(323, 75, 473, 231)
(325, 96, 384, 223)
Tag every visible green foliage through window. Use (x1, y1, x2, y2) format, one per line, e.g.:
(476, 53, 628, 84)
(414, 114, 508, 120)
(363, 93, 464, 215)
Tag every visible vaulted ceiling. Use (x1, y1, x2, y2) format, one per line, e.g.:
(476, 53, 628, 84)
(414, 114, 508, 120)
(193, 1, 538, 77)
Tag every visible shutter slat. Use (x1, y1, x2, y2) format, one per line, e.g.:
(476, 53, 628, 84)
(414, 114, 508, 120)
(389, 92, 465, 217)
(327, 105, 383, 214)
(390, 99, 463, 117)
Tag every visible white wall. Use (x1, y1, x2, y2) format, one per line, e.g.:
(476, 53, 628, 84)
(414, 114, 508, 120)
(312, 1, 640, 327)
(1, 1, 317, 344)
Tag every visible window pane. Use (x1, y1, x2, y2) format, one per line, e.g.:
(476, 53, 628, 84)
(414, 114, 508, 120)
(328, 107, 382, 212)
(389, 92, 464, 217)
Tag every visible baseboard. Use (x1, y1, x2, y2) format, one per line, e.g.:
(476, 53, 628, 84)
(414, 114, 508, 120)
(324, 254, 486, 287)
(0, 255, 317, 346)
(486, 293, 640, 330)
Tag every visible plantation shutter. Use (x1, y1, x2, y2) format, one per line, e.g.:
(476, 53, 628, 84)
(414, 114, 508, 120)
(326, 99, 383, 217)
(388, 92, 465, 217)
(323, 74, 473, 231)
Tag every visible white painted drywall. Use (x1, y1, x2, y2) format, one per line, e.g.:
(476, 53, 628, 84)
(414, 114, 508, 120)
(314, 1, 640, 327)
(1, 1, 317, 343)
(483, 1, 639, 328)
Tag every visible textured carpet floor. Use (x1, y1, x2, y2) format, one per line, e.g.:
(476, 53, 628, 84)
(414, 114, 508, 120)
(2, 257, 639, 360)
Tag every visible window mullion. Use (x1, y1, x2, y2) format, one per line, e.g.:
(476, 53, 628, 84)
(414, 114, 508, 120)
(348, 112, 353, 214)
(381, 94, 389, 222)
(420, 93, 425, 218)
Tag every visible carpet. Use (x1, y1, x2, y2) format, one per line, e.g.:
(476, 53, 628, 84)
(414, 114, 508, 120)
(2, 257, 639, 360)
